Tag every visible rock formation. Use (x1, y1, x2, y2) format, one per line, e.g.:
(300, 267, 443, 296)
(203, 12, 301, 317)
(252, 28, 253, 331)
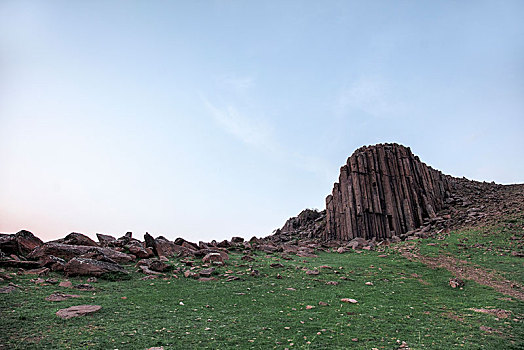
(324, 143, 452, 241)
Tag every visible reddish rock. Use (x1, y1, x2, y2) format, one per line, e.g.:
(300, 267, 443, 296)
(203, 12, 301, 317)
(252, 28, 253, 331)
(449, 278, 465, 288)
(259, 244, 278, 253)
(145, 233, 194, 258)
(56, 305, 101, 319)
(96, 233, 116, 246)
(306, 269, 319, 275)
(202, 253, 225, 265)
(241, 255, 255, 262)
(0, 230, 43, 257)
(74, 284, 96, 291)
(57, 232, 99, 247)
(0, 259, 41, 269)
(28, 243, 134, 264)
(64, 257, 128, 278)
(199, 267, 215, 278)
(59, 280, 73, 288)
(184, 270, 198, 278)
(136, 259, 171, 272)
(0, 283, 19, 294)
(45, 292, 82, 302)
(23, 267, 49, 276)
(129, 245, 154, 258)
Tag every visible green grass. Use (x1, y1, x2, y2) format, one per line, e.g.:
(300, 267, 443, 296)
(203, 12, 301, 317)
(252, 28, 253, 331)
(1, 219, 523, 349)
(416, 214, 524, 284)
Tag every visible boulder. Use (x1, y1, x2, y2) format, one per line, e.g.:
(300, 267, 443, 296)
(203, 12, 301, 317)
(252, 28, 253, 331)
(128, 245, 154, 258)
(96, 233, 116, 246)
(56, 305, 101, 319)
(0, 259, 41, 269)
(57, 232, 99, 247)
(347, 237, 368, 250)
(136, 259, 172, 272)
(0, 230, 43, 257)
(64, 257, 128, 278)
(202, 253, 225, 265)
(145, 233, 194, 258)
(38, 255, 66, 271)
(28, 243, 134, 264)
(174, 238, 199, 251)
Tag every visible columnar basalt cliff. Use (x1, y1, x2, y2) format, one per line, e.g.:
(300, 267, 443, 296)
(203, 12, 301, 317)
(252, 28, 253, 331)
(324, 143, 452, 241)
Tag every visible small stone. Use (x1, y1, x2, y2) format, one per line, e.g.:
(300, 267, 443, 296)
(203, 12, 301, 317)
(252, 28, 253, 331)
(45, 293, 82, 302)
(449, 278, 465, 289)
(341, 298, 358, 303)
(59, 280, 73, 288)
(73, 284, 95, 291)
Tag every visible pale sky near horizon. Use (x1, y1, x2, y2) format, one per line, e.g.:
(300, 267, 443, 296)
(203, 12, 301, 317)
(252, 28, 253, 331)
(1, 1, 523, 242)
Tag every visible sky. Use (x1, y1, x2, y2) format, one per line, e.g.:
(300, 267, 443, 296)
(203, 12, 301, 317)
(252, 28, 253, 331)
(1, 1, 523, 242)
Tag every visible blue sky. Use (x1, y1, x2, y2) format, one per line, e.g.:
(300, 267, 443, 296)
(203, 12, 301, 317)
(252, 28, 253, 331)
(1, 1, 523, 241)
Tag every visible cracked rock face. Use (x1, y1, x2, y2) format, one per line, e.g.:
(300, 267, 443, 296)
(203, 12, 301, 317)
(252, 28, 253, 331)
(324, 143, 452, 241)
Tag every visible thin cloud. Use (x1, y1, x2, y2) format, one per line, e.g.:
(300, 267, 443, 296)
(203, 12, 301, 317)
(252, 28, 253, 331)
(336, 77, 406, 118)
(220, 75, 254, 94)
(203, 97, 332, 180)
(203, 98, 277, 153)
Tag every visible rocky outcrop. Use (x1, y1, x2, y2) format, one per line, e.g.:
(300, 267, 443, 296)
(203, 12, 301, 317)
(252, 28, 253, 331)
(28, 243, 135, 264)
(54, 232, 99, 247)
(325, 143, 452, 241)
(0, 230, 43, 257)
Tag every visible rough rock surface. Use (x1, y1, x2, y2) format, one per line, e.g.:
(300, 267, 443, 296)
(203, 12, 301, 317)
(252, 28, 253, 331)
(325, 143, 451, 241)
(54, 232, 99, 247)
(28, 243, 134, 264)
(0, 230, 43, 257)
(56, 305, 101, 319)
(63, 257, 128, 278)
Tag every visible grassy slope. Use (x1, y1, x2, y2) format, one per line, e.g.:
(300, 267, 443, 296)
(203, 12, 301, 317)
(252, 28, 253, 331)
(1, 216, 523, 349)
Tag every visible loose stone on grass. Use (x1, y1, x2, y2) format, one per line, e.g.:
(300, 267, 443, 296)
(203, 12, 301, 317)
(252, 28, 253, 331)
(56, 305, 101, 319)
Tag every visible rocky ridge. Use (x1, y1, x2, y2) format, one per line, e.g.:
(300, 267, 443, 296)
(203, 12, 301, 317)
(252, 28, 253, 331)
(0, 143, 522, 283)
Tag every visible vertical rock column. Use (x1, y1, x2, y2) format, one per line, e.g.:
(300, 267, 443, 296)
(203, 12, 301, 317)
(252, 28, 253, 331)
(324, 143, 451, 241)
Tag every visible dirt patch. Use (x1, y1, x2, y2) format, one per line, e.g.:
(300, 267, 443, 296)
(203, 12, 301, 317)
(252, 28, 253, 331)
(442, 311, 464, 322)
(469, 308, 512, 319)
(396, 243, 524, 301)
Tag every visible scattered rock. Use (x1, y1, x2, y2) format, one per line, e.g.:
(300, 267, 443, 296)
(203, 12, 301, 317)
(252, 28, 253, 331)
(340, 298, 358, 303)
(59, 280, 73, 288)
(45, 292, 82, 302)
(202, 253, 225, 265)
(73, 284, 96, 291)
(449, 278, 465, 289)
(56, 305, 101, 319)
(0, 284, 18, 294)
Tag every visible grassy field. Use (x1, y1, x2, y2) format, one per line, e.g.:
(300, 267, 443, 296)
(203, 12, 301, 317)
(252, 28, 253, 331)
(1, 216, 523, 349)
